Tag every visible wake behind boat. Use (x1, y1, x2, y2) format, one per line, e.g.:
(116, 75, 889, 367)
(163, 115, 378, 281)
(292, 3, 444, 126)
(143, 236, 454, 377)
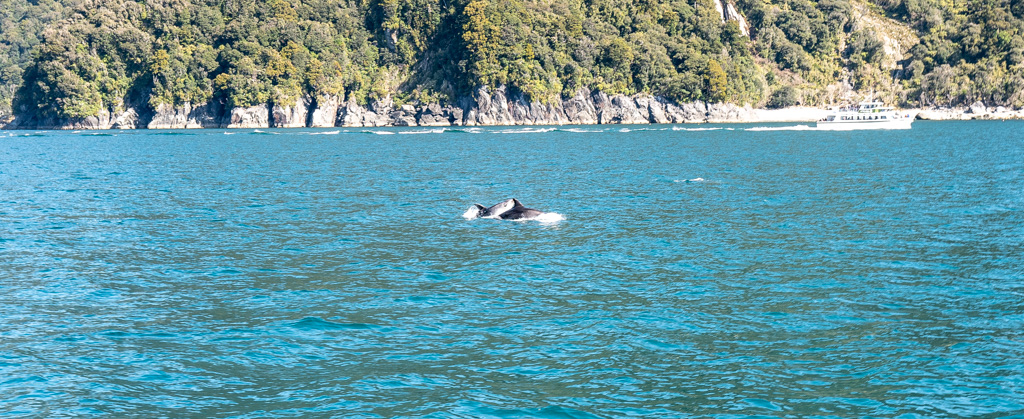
(817, 100, 913, 130)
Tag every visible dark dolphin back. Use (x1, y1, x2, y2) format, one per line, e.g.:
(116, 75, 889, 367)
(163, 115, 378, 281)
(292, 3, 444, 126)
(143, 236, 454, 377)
(500, 200, 544, 220)
(484, 199, 517, 217)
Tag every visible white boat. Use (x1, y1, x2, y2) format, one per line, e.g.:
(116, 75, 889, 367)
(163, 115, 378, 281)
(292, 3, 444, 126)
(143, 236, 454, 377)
(817, 100, 914, 130)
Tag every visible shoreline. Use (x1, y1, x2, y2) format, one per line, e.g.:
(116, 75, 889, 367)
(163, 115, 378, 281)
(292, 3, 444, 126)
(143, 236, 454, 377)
(3, 102, 1021, 131)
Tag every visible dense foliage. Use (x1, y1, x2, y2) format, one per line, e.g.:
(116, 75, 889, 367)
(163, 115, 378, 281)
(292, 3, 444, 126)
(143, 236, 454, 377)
(2, 0, 1024, 121)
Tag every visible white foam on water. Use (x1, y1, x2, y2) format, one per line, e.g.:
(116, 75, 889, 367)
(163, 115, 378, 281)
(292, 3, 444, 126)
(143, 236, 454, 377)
(398, 128, 446, 135)
(528, 212, 565, 223)
(462, 207, 481, 219)
(746, 125, 816, 131)
(674, 177, 706, 183)
(309, 130, 340, 135)
(672, 127, 723, 132)
(492, 127, 557, 134)
(560, 128, 605, 133)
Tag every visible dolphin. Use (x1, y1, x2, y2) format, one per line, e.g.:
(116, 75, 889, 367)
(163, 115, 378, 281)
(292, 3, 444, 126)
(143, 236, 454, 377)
(465, 198, 546, 220)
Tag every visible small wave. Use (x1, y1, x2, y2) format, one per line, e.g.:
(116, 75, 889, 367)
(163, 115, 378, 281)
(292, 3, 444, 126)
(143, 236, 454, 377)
(621, 127, 668, 132)
(250, 129, 278, 135)
(343, 129, 397, 135)
(557, 127, 605, 133)
(672, 127, 723, 132)
(746, 125, 816, 131)
(151, 131, 196, 136)
(675, 178, 706, 183)
(222, 131, 235, 135)
(309, 130, 340, 135)
(398, 128, 446, 135)
(491, 127, 557, 134)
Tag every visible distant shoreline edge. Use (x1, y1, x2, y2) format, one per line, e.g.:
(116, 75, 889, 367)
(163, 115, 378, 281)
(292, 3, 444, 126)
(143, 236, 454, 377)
(2, 87, 1020, 130)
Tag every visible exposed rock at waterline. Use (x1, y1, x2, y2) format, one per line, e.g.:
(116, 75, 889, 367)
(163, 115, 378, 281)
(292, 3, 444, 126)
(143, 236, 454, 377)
(416, 103, 454, 126)
(967, 101, 988, 115)
(594, 92, 649, 124)
(271, 97, 311, 128)
(561, 89, 598, 124)
(309, 95, 341, 128)
(147, 102, 220, 129)
(466, 85, 516, 126)
(337, 97, 394, 127)
(112, 107, 141, 129)
(706, 102, 757, 122)
(5, 86, 804, 129)
(6, 105, 140, 130)
(227, 104, 270, 129)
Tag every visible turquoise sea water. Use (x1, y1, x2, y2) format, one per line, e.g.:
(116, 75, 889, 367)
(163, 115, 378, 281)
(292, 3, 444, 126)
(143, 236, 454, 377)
(1, 122, 1023, 417)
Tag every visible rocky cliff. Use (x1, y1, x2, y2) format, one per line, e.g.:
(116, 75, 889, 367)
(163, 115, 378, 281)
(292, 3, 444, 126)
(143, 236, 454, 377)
(5, 99, 144, 130)
(3, 86, 761, 130)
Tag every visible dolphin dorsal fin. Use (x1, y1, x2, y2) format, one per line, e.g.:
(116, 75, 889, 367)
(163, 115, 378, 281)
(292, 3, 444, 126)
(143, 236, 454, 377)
(511, 198, 524, 208)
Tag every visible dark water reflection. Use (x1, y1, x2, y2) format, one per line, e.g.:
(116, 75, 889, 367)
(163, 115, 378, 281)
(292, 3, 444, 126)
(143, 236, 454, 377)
(1, 122, 1022, 416)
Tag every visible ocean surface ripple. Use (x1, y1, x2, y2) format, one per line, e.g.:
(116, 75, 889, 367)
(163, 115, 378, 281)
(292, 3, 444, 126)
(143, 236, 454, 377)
(1, 122, 1023, 417)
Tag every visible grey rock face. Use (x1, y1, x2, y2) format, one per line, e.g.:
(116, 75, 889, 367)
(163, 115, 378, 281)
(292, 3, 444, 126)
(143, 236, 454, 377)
(228, 104, 270, 128)
(390, 108, 418, 126)
(638, 97, 667, 124)
(967, 101, 988, 115)
(337, 98, 365, 127)
(417, 103, 452, 127)
(112, 107, 140, 129)
(706, 102, 755, 122)
(271, 97, 311, 128)
(5, 84, 777, 130)
(470, 86, 516, 126)
(563, 89, 598, 124)
(8, 108, 115, 130)
(593, 92, 649, 124)
(337, 98, 391, 127)
(309, 95, 341, 128)
(148, 102, 220, 129)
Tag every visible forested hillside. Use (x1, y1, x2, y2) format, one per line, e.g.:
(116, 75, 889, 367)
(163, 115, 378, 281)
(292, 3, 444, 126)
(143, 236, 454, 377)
(1, 0, 1023, 125)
